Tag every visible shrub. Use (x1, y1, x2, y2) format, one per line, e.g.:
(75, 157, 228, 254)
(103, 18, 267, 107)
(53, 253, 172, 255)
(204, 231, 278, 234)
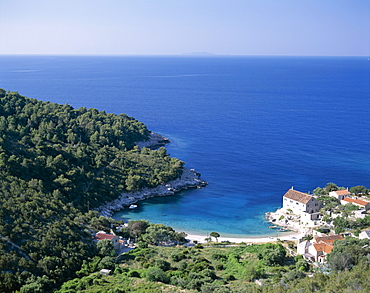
(128, 270, 141, 278)
(171, 252, 186, 262)
(178, 260, 188, 270)
(212, 253, 227, 261)
(225, 274, 236, 281)
(155, 259, 171, 271)
(216, 264, 224, 270)
(146, 267, 169, 283)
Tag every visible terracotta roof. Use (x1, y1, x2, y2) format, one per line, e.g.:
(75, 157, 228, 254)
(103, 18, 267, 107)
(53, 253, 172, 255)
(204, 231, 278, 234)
(95, 232, 116, 241)
(313, 243, 333, 254)
(342, 197, 370, 206)
(334, 189, 351, 196)
(283, 189, 313, 204)
(314, 234, 344, 245)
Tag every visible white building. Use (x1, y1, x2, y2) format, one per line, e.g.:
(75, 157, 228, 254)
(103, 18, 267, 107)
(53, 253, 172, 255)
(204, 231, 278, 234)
(359, 230, 370, 240)
(329, 189, 351, 201)
(341, 197, 370, 211)
(283, 188, 322, 220)
(297, 235, 344, 263)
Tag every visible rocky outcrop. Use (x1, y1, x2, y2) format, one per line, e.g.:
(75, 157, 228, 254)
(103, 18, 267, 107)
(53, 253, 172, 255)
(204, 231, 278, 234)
(136, 132, 170, 149)
(96, 132, 207, 217)
(96, 167, 207, 217)
(265, 209, 302, 232)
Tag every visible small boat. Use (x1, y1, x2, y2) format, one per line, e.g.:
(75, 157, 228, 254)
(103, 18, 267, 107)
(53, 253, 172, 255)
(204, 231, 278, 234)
(129, 204, 137, 209)
(268, 226, 277, 229)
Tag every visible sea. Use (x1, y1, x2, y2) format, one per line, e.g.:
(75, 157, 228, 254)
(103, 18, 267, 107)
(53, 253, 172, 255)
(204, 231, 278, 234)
(1, 55, 369, 237)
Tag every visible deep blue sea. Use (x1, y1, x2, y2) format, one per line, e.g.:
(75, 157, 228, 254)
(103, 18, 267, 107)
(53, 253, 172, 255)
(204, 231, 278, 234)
(1, 55, 369, 237)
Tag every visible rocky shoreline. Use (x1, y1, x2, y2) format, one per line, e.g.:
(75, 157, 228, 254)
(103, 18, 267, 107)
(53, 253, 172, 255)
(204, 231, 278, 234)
(136, 132, 170, 149)
(96, 133, 207, 218)
(265, 209, 302, 232)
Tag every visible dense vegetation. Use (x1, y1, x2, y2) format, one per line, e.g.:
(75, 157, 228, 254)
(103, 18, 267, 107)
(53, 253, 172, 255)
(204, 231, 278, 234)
(0, 89, 184, 292)
(57, 237, 370, 293)
(313, 182, 370, 197)
(57, 242, 293, 293)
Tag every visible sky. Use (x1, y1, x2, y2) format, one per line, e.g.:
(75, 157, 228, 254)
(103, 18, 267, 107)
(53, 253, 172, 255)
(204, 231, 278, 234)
(0, 0, 369, 56)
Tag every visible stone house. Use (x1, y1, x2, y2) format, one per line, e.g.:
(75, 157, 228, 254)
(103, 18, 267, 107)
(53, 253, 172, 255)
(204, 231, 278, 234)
(329, 189, 351, 201)
(283, 188, 322, 220)
(95, 231, 120, 250)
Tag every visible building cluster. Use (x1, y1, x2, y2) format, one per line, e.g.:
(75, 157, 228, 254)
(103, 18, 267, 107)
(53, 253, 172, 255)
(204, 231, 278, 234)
(270, 187, 370, 263)
(94, 231, 134, 253)
(297, 234, 344, 263)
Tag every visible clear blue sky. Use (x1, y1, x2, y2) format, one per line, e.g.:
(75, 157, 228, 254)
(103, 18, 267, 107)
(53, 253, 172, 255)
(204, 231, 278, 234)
(0, 0, 369, 56)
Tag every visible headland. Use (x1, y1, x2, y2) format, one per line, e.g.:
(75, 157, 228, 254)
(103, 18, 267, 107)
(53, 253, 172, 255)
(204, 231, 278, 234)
(96, 133, 208, 217)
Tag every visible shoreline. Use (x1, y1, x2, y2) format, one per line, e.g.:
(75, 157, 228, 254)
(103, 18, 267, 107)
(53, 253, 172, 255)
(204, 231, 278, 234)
(95, 133, 207, 217)
(97, 132, 301, 245)
(185, 231, 303, 244)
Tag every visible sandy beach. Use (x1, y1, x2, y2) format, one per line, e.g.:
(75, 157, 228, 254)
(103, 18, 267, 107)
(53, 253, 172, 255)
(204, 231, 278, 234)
(185, 231, 303, 244)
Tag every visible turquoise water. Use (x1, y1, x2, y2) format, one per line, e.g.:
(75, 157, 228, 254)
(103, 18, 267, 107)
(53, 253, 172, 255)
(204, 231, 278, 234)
(1, 55, 369, 237)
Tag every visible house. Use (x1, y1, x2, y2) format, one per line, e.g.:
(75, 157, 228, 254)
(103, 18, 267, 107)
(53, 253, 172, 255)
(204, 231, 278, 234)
(100, 269, 112, 276)
(359, 230, 370, 240)
(283, 188, 322, 220)
(297, 234, 344, 263)
(314, 234, 344, 245)
(341, 197, 370, 211)
(329, 189, 351, 201)
(95, 231, 120, 250)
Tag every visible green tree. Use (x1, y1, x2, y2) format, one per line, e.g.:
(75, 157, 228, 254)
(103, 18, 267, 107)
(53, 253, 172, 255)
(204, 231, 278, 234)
(210, 232, 220, 242)
(96, 239, 115, 257)
(126, 220, 150, 240)
(349, 185, 368, 195)
(141, 224, 186, 246)
(324, 182, 339, 193)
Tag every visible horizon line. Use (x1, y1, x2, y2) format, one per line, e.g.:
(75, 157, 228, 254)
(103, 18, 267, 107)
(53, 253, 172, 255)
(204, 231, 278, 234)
(0, 53, 369, 58)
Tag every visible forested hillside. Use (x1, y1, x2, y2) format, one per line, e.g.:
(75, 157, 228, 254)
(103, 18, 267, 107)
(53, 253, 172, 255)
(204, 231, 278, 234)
(0, 89, 184, 292)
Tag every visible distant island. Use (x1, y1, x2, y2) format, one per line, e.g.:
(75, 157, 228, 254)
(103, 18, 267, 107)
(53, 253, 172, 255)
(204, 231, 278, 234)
(182, 51, 217, 56)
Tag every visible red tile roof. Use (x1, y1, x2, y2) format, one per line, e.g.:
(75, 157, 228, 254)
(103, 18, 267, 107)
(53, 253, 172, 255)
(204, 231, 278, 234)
(314, 235, 344, 246)
(95, 232, 116, 241)
(283, 189, 313, 204)
(342, 197, 370, 207)
(313, 243, 333, 254)
(334, 189, 351, 196)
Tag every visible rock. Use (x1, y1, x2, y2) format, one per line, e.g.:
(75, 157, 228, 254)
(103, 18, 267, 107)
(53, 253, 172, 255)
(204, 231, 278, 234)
(95, 167, 207, 218)
(136, 132, 170, 149)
